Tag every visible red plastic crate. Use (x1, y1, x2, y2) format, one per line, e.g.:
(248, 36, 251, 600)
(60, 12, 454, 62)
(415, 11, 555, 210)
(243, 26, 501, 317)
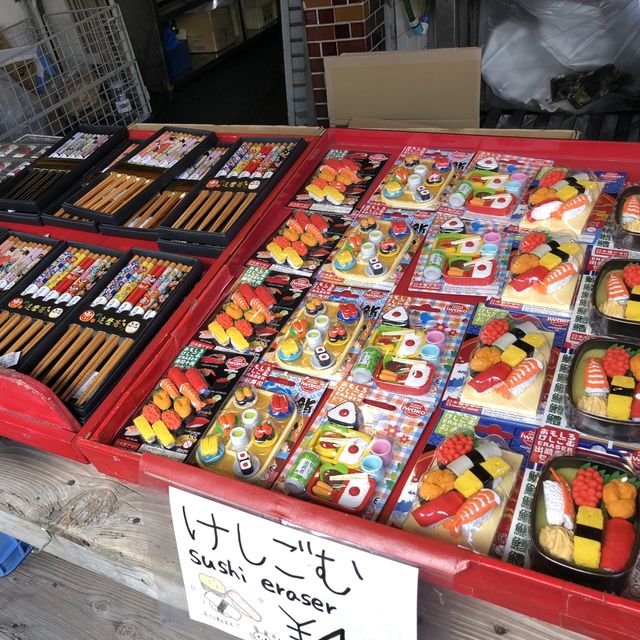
(0, 128, 322, 462)
(86, 128, 640, 640)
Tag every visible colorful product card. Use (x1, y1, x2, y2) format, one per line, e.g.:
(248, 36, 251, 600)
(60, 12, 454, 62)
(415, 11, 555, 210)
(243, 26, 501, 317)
(249, 210, 350, 277)
(364, 146, 474, 213)
(348, 295, 473, 404)
(441, 305, 568, 426)
(262, 281, 389, 383)
(317, 216, 418, 291)
(289, 149, 391, 215)
(487, 229, 586, 319)
(112, 346, 254, 460)
(187, 364, 328, 487)
(408, 213, 513, 297)
(275, 380, 434, 520)
(439, 151, 552, 222)
(195, 266, 313, 356)
(387, 410, 528, 555)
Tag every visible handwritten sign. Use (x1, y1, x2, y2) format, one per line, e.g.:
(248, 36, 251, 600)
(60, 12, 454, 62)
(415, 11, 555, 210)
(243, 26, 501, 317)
(170, 487, 418, 640)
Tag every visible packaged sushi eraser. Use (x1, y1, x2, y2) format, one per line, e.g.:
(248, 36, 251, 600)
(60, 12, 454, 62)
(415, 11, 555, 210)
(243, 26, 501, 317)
(590, 259, 640, 339)
(400, 426, 524, 554)
(565, 338, 640, 442)
(317, 216, 417, 290)
(288, 149, 391, 215)
(275, 380, 433, 520)
(408, 213, 513, 298)
(348, 295, 473, 404)
(518, 168, 604, 238)
(531, 454, 640, 592)
(368, 146, 471, 212)
(187, 367, 328, 487)
(614, 186, 640, 251)
(195, 269, 313, 356)
(261, 282, 388, 383)
(458, 314, 555, 420)
(250, 210, 349, 278)
(112, 346, 254, 460)
(497, 230, 585, 318)
(439, 151, 552, 221)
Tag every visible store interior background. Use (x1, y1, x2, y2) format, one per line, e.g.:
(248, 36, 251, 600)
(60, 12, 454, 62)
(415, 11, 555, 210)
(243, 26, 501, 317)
(1, 0, 639, 140)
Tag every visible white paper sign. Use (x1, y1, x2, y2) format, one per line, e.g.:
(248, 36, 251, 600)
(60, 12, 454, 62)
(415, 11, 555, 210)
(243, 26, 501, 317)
(170, 487, 418, 640)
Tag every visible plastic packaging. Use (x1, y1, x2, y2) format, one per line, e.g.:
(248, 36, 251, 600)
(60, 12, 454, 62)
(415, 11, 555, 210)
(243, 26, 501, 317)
(288, 149, 391, 215)
(409, 213, 512, 296)
(614, 185, 640, 251)
(255, 210, 349, 277)
(531, 454, 640, 592)
(320, 216, 415, 289)
(565, 338, 640, 441)
(349, 295, 473, 402)
(276, 380, 432, 520)
(590, 258, 640, 339)
(500, 229, 585, 316)
(519, 167, 603, 237)
(374, 147, 458, 211)
(402, 430, 523, 554)
(480, 0, 640, 113)
(265, 290, 366, 381)
(444, 151, 551, 220)
(460, 314, 554, 419)
(196, 269, 313, 355)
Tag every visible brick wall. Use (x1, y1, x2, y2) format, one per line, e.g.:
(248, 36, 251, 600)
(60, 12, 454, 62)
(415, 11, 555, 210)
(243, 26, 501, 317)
(304, 0, 385, 126)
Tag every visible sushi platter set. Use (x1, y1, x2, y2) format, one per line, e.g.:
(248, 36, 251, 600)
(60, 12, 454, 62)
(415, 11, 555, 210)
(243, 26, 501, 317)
(5, 124, 640, 638)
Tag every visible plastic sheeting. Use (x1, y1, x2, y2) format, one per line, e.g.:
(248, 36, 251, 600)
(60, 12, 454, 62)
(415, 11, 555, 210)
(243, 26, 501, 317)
(480, 0, 640, 112)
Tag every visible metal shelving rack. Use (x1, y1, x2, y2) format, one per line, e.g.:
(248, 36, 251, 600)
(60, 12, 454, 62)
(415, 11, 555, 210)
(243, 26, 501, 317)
(0, 5, 150, 141)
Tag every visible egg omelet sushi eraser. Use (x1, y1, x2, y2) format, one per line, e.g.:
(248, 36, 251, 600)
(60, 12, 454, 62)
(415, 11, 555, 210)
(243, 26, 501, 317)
(226, 326, 250, 352)
(573, 505, 603, 569)
(134, 415, 156, 443)
(151, 419, 176, 449)
(453, 455, 511, 498)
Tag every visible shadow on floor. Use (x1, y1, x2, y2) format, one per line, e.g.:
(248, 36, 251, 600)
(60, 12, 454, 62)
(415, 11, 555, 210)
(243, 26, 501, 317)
(150, 29, 288, 125)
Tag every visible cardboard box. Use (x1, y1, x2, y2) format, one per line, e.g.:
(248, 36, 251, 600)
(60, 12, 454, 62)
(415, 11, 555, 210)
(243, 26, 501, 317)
(176, 7, 238, 54)
(348, 116, 580, 140)
(325, 48, 482, 128)
(0, 31, 38, 93)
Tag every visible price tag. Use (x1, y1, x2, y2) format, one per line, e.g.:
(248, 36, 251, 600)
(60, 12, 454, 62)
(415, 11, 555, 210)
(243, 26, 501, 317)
(170, 487, 418, 640)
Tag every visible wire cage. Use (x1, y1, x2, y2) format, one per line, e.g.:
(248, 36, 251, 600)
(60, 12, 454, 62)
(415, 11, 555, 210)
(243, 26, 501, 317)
(0, 6, 151, 141)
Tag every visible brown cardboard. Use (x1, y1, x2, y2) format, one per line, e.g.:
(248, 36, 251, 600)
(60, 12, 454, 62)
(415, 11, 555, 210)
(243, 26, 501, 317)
(0, 31, 38, 93)
(176, 7, 238, 54)
(347, 116, 580, 140)
(325, 48, 481, 128)
(129, 123, 325, 136)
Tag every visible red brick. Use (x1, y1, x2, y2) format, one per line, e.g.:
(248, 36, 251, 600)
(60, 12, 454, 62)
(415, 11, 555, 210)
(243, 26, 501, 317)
(335, 23, 350, 39)
(365, 15, 375, 34)
(322, 40, 338, 56)
(309, 58, 325, 73)
(306, 25, 336, 41)
(304, 10, 317, 24)
(317, 117, 330, 127)
(350, 21, 365, 37)
(334, 4, 365, 22)
(337, 38, 366, 54)
(311, 72, 325, 89)
(313, 88, 328, 103)
(317, 8, 334, 23)
(304, 0, 331, 8)
(308, 42, 321, 57)
(316, 104, 329, 118)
